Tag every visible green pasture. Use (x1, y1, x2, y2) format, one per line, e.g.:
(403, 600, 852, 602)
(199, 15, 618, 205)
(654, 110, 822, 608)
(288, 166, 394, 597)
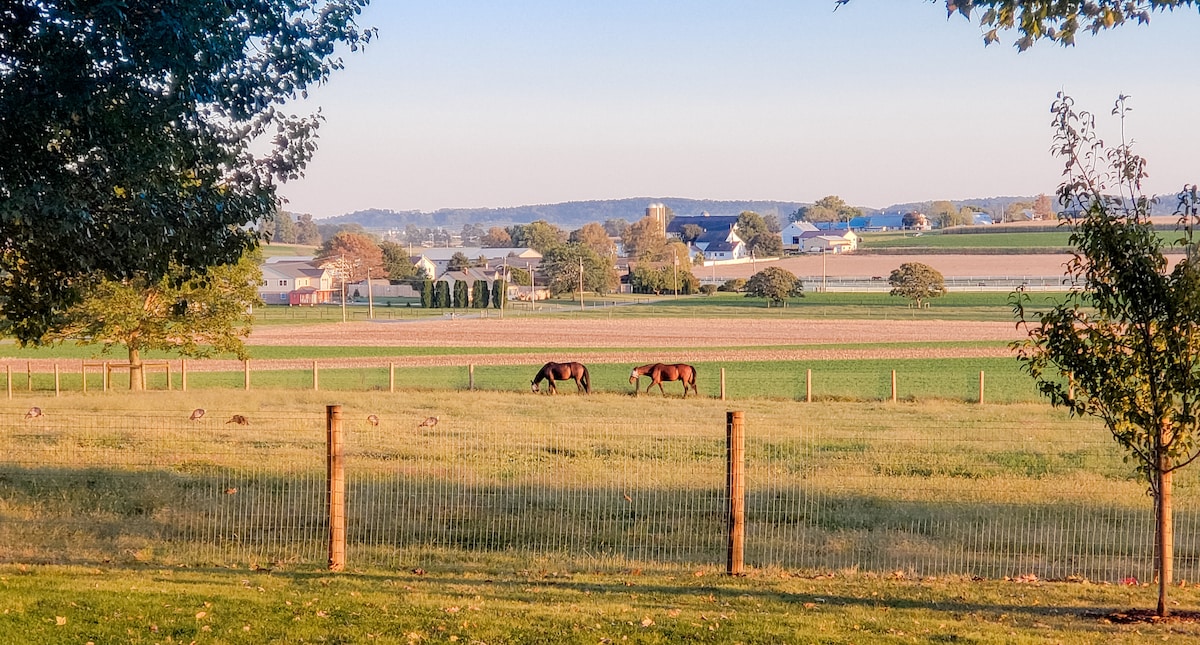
(860, 229, 1074, 250)
(0, 353, 1037, 403)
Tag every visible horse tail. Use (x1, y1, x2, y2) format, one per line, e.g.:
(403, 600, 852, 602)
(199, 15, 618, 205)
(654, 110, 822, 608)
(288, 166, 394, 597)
(581, 365, 591, 394)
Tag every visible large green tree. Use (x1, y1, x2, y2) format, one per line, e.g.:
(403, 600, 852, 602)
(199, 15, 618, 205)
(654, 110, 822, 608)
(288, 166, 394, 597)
(793, 195, 862, 228)
(744, 267, 803, 307)
(540, 243, 618, 296)
(0, 1, 372, 342)
(508, 220, 566, 254)
(888, 262, 947, 308)
(47, 253, 262, 390)
(737, 211, 784, 257)
(1013, 95, 1200, 617)
(837, 1, 1197, 49)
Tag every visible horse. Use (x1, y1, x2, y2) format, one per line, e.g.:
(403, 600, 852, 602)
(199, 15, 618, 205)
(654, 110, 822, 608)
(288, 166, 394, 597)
(531, 361, 591, 394)
(630, 363, 698, 398)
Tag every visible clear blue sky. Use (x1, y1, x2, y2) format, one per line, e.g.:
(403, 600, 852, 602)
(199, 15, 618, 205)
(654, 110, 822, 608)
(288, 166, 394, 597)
(278, 1, 1200, 218)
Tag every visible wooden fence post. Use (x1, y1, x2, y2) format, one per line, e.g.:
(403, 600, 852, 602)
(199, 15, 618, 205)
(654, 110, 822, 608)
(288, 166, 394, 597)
(389, 362, 395, 393)
(726, 410, 745, 576)
(979, 370, 985, 405)
(26, 361, 31, 391)
(181, 359, 188, 392)
(244, 360, 251, 391)
(719, 368, 726, 401)
(890, 370, 897, 403)
(327, 404, 346, 571)
(469, 364, 475, 391)
(81, 360, 87, 394)
(6, 365, 11, 399)
(103, 361, 109, 392)
(313, 361, 319, 391)
(54, 364, 60, 397)
(806, 368, 812, 403)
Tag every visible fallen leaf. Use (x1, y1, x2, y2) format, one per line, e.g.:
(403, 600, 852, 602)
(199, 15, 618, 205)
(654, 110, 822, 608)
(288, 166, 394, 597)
(55, 616, 66, 626)
(195, 611, 207, 619)
(641, 617, 654, 627)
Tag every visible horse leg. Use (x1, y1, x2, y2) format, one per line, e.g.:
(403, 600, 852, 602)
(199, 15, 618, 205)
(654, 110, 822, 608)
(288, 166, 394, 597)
(548, 379, 557, 394)
(656, 381, 666, 396)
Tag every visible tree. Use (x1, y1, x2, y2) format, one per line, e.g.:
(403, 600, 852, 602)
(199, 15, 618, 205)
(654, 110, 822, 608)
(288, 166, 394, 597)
(622, 216, 668, 261)
(447, 252, 471, 272)
(472, 280, 490, 309)
(271, 212, 299, 244)
(1004, 200, 1034, 222)
(569, 222, 617, 260)
(453, 280, 469, 308)
(795, 195, 862, 228)
(744, 267, 803, 307)
(837, 0, 1199, 50)
(902, 211, 928, 229)
(294, 214, 323, 246)
(1013, 95, 1200, 617)
(316, 232, 384, 283)
(888, 262, 946, 308)
(460, 223, 484, 246)
(433, 281, 450, 309)
(603, 218, 630, 238)
(1033, 193, 1055, 219)
(509, 220, 566, 253)
(379, 241, 419, 283)
(481, 226, 512, 248)
(678, 224, 705, 246)
(0, 1, 372, 343)
(491, 279, 507, 309)
(540, 243, 617, 296)
(929, 200, 973, 228)
(48, 254, 261, 391)
(420, 279, 433, 309)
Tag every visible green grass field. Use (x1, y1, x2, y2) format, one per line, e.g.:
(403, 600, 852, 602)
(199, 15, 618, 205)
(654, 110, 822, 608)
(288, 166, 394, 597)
(861, 230, 1075, 250)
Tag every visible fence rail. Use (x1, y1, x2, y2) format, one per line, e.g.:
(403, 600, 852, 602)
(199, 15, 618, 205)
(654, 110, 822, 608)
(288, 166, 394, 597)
(1, 404, 1196, 582)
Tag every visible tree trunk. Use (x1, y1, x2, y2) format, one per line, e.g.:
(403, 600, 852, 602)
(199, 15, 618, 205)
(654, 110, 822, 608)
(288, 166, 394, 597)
(127, 346, 144, 392)
(1157, 463, 1173, 616)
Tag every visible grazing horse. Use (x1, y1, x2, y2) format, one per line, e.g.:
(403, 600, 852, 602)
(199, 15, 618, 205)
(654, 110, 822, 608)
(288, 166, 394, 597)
(531, 361, 591, 394)
(630, 363, 699, 398)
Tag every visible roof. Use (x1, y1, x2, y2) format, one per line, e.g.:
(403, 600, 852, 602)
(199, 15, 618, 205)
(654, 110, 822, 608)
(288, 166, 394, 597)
(261, 261, 327, 280)
(439, 268, 496, 282)
(418, 247, 541, 262)
(666, 215, 740, 235)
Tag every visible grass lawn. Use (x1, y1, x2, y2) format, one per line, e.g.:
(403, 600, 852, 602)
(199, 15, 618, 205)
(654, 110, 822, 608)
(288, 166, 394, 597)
(2, 560, 1197, 644)
(861, 230, 1074, 250)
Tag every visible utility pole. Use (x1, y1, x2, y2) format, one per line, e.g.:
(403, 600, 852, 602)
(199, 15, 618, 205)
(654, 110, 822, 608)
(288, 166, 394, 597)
(367, 266, 374, 319)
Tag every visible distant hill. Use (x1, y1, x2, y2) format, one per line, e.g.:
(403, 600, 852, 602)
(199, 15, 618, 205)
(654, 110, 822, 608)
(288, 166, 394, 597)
(314, 194, 1183, 233)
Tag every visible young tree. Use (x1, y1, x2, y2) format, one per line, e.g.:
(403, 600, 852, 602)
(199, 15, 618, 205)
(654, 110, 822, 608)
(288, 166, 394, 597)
(473, 280, 490, 309)
(379, 241, 420, 282)
(1013, 95, 1200, 617)
(888, 262, 947, 308)
(0, 1, 371, 342)
(744, 267, 804, 307)
(49, 254, 261, 391)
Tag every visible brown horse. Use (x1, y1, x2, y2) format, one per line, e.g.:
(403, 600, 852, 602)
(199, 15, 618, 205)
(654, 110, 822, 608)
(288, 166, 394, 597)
(531, 361, 591, 394)
(630, 363, 698, 398)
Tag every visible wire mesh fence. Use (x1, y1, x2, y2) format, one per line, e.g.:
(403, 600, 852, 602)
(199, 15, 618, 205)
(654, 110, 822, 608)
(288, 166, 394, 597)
(1, 403, 1196, 582)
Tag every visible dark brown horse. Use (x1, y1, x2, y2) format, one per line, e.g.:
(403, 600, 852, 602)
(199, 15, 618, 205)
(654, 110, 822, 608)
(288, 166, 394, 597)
(531, 361, 591, 394)
(630, 363, 698, 398)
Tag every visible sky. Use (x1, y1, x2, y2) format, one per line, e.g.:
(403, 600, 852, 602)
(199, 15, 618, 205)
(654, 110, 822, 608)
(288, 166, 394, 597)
(277, 1, 1200, 219)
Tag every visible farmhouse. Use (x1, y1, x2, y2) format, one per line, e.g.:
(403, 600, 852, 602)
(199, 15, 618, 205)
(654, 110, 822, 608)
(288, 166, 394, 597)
(802, 231, 860, 254)
(258, 259, 335, 305)
(779, 221, 820, 254)
(666, 215, 749, 262)
(414, 247, 542, 276)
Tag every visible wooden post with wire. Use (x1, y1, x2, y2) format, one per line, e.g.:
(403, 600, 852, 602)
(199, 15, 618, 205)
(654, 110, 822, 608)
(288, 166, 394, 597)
(243, 360, 250, 391)
(891, 370, 897, 403)
(720, 367, 726, 401)
(81, 360, 87, 393)
(6, 365, 11, 399)
(979, 370, 985, 404)
(327, 404, 346, 571)
(313, 361, 319, 391)
(181, 359, 188, 392)
(389, 362, 395, 393)
(806, 368, 812, 403)
(469, 364, 475, 391)
(54, 364, 60, 397)
(726, 410, 745, 576)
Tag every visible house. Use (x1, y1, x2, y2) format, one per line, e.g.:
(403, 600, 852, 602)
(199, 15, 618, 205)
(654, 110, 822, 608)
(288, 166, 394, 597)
(666, 215, 749, 262)
(801, 232, 859, 254)
(780, 221, 820, 254)
(258, 260, 335, 305)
